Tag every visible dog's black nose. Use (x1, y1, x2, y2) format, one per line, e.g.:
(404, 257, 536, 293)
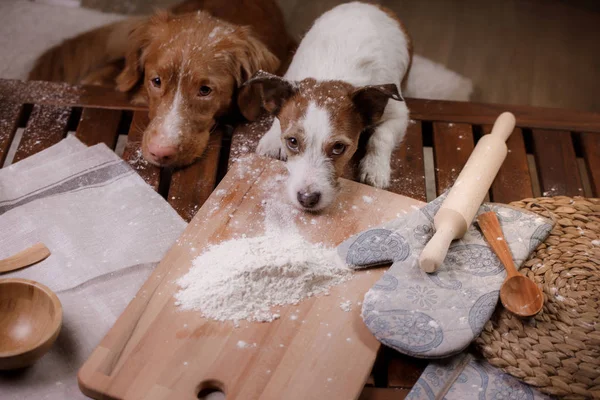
(297, 191, 321, 208)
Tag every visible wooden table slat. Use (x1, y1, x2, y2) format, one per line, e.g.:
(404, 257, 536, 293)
(432, 122, 475, 195)
(387, 352, 427, 389)
(0, 102, 23, 165)
(13, 104, 70, 163)
(228, 116, 272, 168)
(409, 99, 600, 133)
(580, 132, 600, 197)
(486, 126, 534, 203)
(387, 120, 427, 201)
(531, 129, 583, 196)
(358, 387, 411, 400)
(121, 111, 160, 190)
(76, 108, 122, 148)
(5, 79, 600, 133)
(168, 130, 223, 222)
(1, 79, 143, 112)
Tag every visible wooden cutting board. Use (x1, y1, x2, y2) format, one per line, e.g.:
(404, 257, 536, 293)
(78, 155, 424, 400)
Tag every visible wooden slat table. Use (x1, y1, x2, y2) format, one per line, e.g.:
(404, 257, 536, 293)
(1, 78, 599, 398)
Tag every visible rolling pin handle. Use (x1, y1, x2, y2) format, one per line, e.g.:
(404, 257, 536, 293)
(418, 225, 455, 273)
(489, 112, 516, 142)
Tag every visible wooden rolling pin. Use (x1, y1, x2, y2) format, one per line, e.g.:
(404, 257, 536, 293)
(419, 112, 516, 273)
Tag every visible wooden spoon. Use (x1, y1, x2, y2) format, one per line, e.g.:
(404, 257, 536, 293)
(0, 243, 51, 274)
(477, 211, 543, 317)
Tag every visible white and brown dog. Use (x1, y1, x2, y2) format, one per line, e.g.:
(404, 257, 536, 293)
(241, 2, 412, 211)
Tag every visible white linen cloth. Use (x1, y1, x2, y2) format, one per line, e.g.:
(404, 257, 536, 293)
(0, 137, 186, 399)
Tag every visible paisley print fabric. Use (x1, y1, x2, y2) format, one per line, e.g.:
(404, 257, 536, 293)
(346, 229, 410, 266)
(406, 353, 551, 399)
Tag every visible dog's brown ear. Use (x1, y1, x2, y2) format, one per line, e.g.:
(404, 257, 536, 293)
(238, 71, 296, 121)
(230, 27, 281, 86)
(351, 84, 403, 126)
(116, 12, 169, 92)
(225, 27, 281, 121)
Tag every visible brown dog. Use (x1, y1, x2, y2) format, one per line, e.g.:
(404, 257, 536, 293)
(29, 0, 294, 167)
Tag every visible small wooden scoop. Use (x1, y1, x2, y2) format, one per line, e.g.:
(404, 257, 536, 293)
(0, 243, 51, 274)
(477, 212, 544, 317)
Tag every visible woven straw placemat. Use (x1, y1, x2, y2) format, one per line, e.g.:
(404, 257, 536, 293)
(475, 196, 600, 399)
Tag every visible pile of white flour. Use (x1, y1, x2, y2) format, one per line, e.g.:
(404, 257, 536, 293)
(175, 201, 351, 323)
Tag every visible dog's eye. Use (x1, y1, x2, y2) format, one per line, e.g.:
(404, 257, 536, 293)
(332, 142, 346, 155)
(286, 137, 299, 151)
(199, 86, 212, 96)
(151, 77, 161, 88)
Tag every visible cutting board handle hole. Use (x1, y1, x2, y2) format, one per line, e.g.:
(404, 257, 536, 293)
(197, 380, 225, 399)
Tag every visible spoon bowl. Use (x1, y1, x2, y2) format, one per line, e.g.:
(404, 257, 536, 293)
(500, 275, 544, 317)
(0, 278, 62, 370)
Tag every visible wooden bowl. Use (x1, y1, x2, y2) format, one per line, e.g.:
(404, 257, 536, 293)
(0, 278, 62, 370)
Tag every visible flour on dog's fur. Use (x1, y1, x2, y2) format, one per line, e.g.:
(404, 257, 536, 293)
(175, 200, 351, 323)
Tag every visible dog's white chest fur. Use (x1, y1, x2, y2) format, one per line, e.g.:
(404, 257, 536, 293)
(284, 2, 410, 88)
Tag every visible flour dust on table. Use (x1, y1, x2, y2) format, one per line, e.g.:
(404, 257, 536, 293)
(175, 199, 351, 323)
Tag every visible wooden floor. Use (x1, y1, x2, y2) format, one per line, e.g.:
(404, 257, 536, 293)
(80, 0, 600, 113)
(280, 0, 600, 113)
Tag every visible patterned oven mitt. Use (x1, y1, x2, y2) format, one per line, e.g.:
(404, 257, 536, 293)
(406, 352, 552, 400)
(337, 194, 554, 358)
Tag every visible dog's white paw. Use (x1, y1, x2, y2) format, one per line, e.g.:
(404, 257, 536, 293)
(256, 135, 287, 160)
(359, 154, 391, 188)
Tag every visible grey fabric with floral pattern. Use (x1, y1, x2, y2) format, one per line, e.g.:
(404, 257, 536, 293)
(405, 353, 553, 400)
(337, 194, 554, 358)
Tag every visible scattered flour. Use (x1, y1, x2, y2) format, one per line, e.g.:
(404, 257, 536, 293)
(208, 26, 221, 39)
(339, 300, 352, 312)
(236, 340, 257, 349)
(592, 240, 600, 246)
(362, 195, 373, 204)
(175, 200, 351, 323)
(550, 287, 566, 302)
